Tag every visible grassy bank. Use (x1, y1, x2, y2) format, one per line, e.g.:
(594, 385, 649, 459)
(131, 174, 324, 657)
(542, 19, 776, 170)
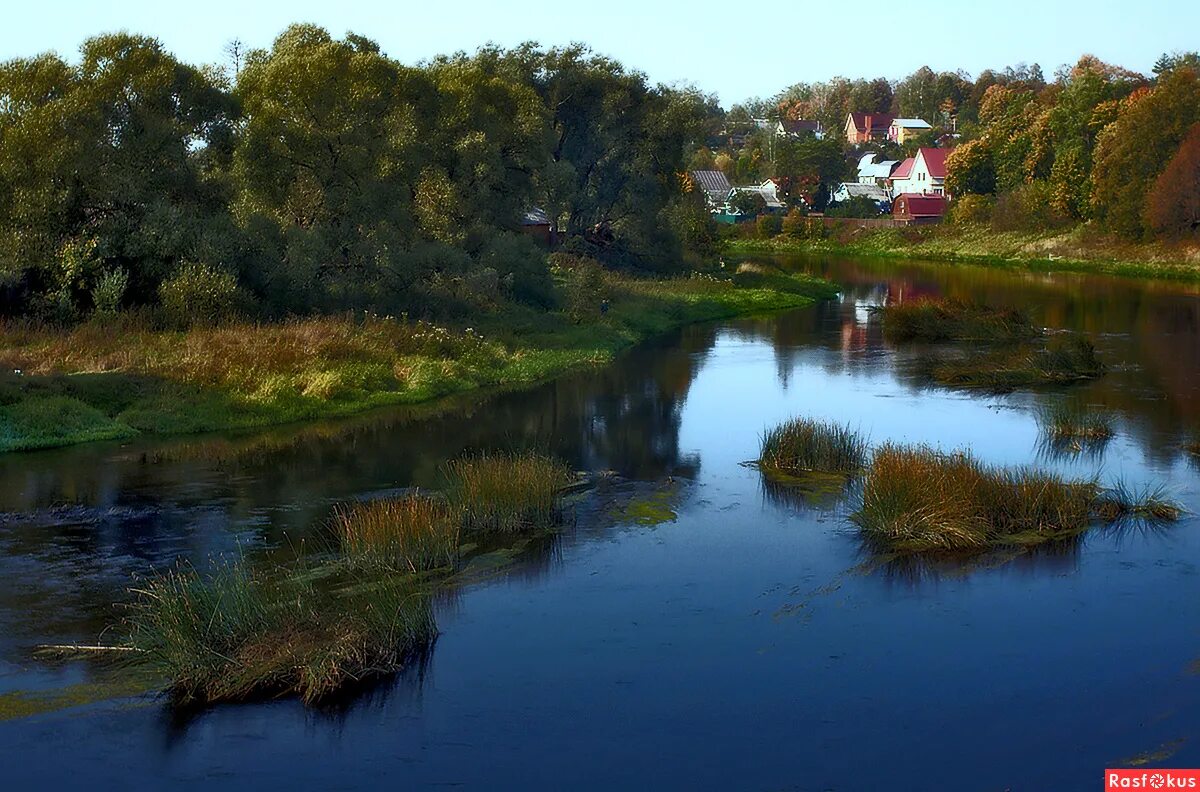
(0, 269, 836, 453)
(726, 223, 1200, 283)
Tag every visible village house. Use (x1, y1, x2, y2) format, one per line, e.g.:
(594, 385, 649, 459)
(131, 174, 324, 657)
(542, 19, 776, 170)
(887, 118, 933, 144)
(844, 112, 892, 144)
(727, 179, 786, 214)
(520, 207, 554, 246)
(888, 148, 948, 197)
(689, 170, 734, 209)
(856, 153, 900, 187)
(831, 182, 891, 210)
(892, 193, 947, 224)
(775, 119, 823, 139)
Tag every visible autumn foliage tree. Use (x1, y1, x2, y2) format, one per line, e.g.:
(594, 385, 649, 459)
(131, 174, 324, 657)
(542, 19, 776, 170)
(1146, 122, 1200, 237)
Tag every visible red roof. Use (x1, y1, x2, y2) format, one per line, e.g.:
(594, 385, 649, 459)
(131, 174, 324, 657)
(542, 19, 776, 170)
(891, 157, 915, 179)
(848, 112, 893, 133)
(893, 193, 947, 217)
(917, 148, 948, 179)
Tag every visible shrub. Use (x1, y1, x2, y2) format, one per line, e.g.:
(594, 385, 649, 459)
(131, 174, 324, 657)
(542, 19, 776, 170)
(159, 263, 246, 328)
(479, 234, 556, 308)
(991, 182, 1070, 232)
(948, 194, 994, 225)
(552, 254, 608, 323)
(781, 208, 807, 237)
(91, 268, 129, 315)
(759, 418, 867, 476)
(756, 213, 783, 238)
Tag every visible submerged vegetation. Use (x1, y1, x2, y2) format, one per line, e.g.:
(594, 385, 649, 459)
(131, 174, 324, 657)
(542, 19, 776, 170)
(930, 335, 1106, 391)
(758, 418, 867, 477)
(851, 443, 1182, 554)
(881, 299, 1040, 342)
(119, 451, 573, 707)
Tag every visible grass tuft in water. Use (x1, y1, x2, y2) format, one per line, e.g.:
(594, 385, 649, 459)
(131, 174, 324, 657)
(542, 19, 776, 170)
(126, 560, 436, 706)
(852, 443, 1099, 553)
(332, 493, 461, 572)
(758, 418, 867, 476)
(1095, 480, 1184, 523)
(933, 335, 1106, 391)
(881, 298, 1040, 342)
(443, 451, 573, 533)
(1038, 401, 1114, 442)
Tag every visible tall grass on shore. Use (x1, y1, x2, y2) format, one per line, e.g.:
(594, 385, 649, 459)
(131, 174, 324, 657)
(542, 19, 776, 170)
(443, 451, 573, 533)
(332, 493, 461, 572)
(881, 299, 1040, 342)
(758, 418, 867, 477)
(932, 335, 1106, 391)
(126, 560, 436, 706)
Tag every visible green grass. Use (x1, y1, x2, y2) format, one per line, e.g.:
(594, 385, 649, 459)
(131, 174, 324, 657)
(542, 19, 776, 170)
(881, 298, 1040, 342)
(0, 269, 837, 453)
(1037, 402, 1115, 443)
(725, 223, 1200, 283)
(851, 443, 1182, 554)
(932, 335, 1106, 391)
(758, 418, 867, 477)
(332, 493, 461, 572)
(443, 451, 573, 533)
(126, 559, 436, 706)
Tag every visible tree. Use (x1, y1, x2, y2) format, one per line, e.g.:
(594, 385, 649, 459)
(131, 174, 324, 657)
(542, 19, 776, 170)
(1092, 67, 1200, 237)
(1146, 122, 1200, 237)
(946, 139, 996, 195)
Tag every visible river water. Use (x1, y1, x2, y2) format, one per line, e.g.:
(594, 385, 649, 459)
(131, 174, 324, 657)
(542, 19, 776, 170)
(1, 254, 1199, 791)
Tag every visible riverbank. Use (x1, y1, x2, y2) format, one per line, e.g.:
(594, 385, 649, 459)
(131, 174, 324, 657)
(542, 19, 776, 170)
(0, 268, 837, 453)
(726, 223, 1200, 282)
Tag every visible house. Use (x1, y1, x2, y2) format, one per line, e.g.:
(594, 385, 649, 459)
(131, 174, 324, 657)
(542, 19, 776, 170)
(690, 170, 734, 209)
(892, 193, 947, 224)
(856, 153, 900, 186)
(831, 182, 891, 210)
(887, 118, 933, 144)
(728, 179, 786, 213)
(520, 207, 553, 246)
(844, 112, 892, 144)
(775, 119, 823, 139)
(887, 148, 948, 197)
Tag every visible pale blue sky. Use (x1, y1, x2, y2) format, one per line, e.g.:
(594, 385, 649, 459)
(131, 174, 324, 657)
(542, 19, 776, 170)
(2, 0, 1196, 104)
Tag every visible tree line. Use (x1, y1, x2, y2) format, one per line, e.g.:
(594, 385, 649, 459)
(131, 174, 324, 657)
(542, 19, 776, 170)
(0, 25, 720, 322)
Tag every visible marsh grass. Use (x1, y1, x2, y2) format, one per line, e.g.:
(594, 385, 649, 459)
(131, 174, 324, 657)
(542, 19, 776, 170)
(881, 298, 1040, 342)
(332, 493, 461, 572)
(443, 451, 574, 533)
(758, 418, 867, 476)
(1038, 401, 1115, 441)
(126, 560, 436, 706)
(852, 443, 1099, 553)
(932, 335, 1106, 391)
(1095, 481, 1184, 523)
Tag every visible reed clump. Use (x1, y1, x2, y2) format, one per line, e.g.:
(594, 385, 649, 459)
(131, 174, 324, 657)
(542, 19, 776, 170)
(126, 561, 436, 706)
(332, 493, 461, 571)
(852, 443, 1100, 552)
(1038, 402, 1115, 442)
(1094, 481, 1184, 523)
(758, 418, 867, 476)
(443, 451, 573, 533)
(933, 335, 1106, 391)
(881, 299, 1040, 342)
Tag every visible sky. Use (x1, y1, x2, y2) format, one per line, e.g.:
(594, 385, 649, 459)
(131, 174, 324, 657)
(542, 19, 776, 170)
(1, 0, 1197, 105)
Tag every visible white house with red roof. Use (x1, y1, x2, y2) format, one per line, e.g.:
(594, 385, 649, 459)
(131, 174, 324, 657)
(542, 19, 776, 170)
(888, 148, 948, 197)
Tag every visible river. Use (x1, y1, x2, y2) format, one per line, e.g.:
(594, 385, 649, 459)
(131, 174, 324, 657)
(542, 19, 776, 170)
(1, 254, 1198, 791)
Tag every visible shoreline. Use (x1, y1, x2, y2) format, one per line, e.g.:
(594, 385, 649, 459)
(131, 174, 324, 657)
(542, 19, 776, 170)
(724, 224, 1200, 284)
(0, 271, 838, 454)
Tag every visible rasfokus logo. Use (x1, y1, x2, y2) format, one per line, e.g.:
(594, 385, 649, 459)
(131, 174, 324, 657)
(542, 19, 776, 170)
(1106, 770, 1200, 789)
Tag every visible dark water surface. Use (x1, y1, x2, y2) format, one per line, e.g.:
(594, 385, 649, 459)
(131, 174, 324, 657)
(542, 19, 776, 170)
(2, 254, 1199, 791)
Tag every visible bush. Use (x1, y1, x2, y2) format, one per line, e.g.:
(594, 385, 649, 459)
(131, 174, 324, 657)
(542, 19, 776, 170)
(551, 254, 608, 323)
(756, 213, 782, 238)
(948, 194, 994, 225)
(91, 268, 129, 316)
(159, 263, 246, 328)
(825, 196, 885, 218)
(478, 234, 556, 308)
(991, 182, 1070, 232)
(781, 208, 807, 237)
